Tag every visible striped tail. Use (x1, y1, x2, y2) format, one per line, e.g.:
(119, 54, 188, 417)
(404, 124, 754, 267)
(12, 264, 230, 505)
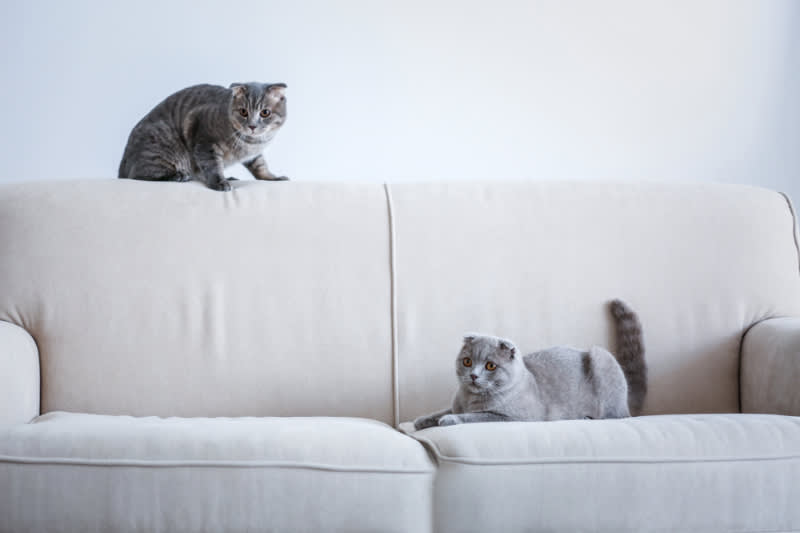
(609, 299, 647, 416)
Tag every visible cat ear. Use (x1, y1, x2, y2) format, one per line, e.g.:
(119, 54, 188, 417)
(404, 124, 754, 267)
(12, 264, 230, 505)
(463, 334, 476, 344)
(229, 83, 246, 96)
(268, 84, 287, 99)
(499, 340, 517, 359)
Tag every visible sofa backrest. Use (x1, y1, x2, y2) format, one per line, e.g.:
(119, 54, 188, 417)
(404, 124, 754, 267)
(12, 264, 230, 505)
(1, 180, 798, 424)
(0, 180, 395, 422)
(389, 182, 800, 421)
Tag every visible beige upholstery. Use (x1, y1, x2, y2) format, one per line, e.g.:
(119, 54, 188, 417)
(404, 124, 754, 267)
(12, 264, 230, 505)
(1, 179, 799, 532)
(0, 322, 39, 425)
(390, 181, 800, 421)
(0, 180, 395, 422)
(402, 414, 800, 532)
(742, 317, 800, 415)
(3, 180, 798, 423)
(0, 412, 434, 533)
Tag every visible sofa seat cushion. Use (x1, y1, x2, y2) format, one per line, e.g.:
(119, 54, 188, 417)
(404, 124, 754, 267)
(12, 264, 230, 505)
(403, 413, 800, 533)
(0, 412, 435, 533)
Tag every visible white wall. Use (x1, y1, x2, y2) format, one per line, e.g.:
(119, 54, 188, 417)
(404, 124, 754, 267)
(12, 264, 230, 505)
(1, 1, 798, 200)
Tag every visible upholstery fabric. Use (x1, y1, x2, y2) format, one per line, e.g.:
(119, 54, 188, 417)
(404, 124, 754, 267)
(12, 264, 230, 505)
(402, 414, 800, 532)
(1, 179, 800, 532)
(0, 321, 39, 425)
(742, 317, 800, 415)
(0, 412, 434, 533)
(388, 181, 800, 421)
(2, 180, 799, 422)
(0, 180, 395, 421)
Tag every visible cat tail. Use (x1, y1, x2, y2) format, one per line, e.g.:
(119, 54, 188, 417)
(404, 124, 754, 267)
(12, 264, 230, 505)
(609, 299, 647, 416)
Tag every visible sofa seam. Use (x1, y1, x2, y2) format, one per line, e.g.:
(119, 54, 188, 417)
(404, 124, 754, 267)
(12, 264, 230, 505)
(779, 191, 800, 276)
(383, 183, 400, 428)
(728, 529, 800, 533)
(431, 454, 800, 466)
(0, 455, 435, 473)
(407, 432, 800, 466)
(400, 431, 444, 467)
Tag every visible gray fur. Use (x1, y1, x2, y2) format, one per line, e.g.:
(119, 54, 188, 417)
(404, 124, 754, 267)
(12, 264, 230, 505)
(119, 82, 287, 191)
(413, 300, 647, 429)
(609, 298, 647, 415)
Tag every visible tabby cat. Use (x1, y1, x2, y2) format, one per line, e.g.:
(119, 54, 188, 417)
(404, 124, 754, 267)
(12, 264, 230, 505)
(119, 82, 287, 191)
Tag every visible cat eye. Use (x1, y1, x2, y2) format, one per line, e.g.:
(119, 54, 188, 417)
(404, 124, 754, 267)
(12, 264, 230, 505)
(260, 109, 272, 118)
(462, 357, 472, 367)
(239, 108, 249, 118)
(485, 361, 497, 371)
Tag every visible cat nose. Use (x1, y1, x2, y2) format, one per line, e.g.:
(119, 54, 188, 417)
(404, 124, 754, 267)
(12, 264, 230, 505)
(470, 374, 478, 381)
(248, 125, 256, 132)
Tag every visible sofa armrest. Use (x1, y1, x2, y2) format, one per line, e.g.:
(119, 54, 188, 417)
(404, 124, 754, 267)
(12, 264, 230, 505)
(741, 318, 800, 415)
(0, 321, 40, 424)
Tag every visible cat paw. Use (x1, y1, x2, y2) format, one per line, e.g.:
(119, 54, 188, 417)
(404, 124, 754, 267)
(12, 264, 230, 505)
(413, 416, 439, 430)
(174, 172, 192, 182)
(210, 179, 232, 192)
(438, 414, 462, 426)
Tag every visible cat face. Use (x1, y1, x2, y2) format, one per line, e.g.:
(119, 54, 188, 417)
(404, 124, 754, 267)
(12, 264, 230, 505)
(229, 82, 287, 137)
(456, 334, 520, 393)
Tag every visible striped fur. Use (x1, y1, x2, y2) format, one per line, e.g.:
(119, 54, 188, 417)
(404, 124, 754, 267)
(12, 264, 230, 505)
(119, 82, 287, 191)
(609, 299, 648, 415)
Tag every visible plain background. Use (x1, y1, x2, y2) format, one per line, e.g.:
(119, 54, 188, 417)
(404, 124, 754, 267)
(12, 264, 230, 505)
(1, 0, 798, 200)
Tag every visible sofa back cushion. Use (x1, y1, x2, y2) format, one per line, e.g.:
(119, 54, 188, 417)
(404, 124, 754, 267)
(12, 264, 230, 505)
(0, 180, 395, 422)
(388, 182, 800, 420)
(1, 180, 799, 422)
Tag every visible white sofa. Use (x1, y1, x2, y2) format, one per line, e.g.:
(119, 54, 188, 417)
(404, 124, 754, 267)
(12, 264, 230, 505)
(1, 179, 799, 532)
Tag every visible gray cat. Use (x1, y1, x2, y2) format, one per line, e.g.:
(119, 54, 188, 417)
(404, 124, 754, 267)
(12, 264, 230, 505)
(119, 82, 287, 191)
(413, 299, 646, 429)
